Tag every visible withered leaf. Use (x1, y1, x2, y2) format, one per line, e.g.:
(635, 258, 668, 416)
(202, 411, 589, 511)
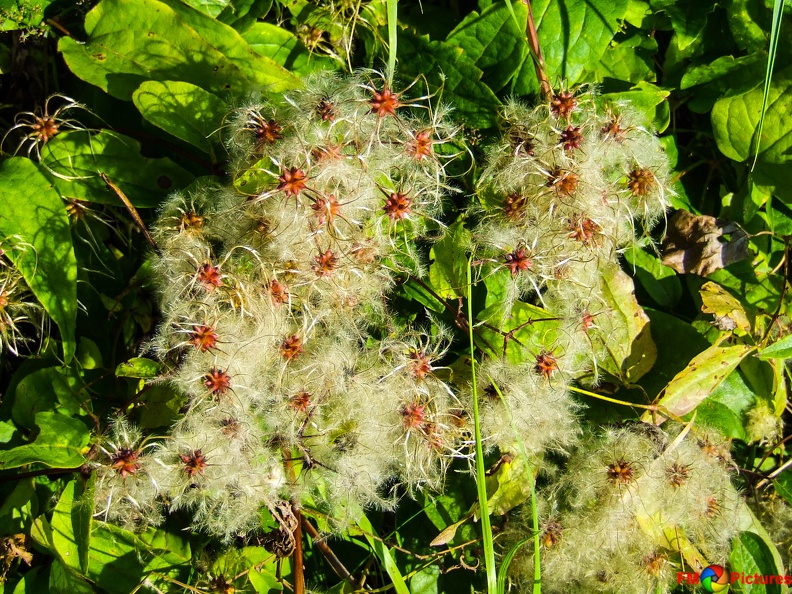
(661, 210, 749, 276)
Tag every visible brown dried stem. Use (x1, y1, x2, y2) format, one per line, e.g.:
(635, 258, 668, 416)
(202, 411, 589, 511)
(523, 0, 552, 100)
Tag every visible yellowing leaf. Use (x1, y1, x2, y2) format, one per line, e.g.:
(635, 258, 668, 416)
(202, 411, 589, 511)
(642, 343, 755, 424)
(700, 281, 752, 335)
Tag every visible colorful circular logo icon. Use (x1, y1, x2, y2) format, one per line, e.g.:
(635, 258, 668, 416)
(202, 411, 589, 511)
(700, 565, 729, 593)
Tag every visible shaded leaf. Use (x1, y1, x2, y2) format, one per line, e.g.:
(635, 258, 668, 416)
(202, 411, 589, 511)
(0, 412, 90, 469)
(133, 80, 226, 153)
(445, 2, 529, 93)
(623, 245, 682, 309)
(40, 130, 195, 208)
(397, 32, 501, 129)
(661, 209, 750, 276)
(12, 366, 84, 430)
(730, 532, 783, 594)
(49, 559, 94, 594)
(775, 470, 792, 505)
(642, 343, 755, 424)
(0, 158, 77, 362)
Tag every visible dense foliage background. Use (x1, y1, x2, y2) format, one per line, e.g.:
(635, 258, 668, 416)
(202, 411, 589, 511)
(0, 0, 790, 592)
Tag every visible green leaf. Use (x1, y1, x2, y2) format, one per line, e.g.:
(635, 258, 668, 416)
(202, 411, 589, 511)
(11, 566, 49, 594)
(58, 0, 299, 101)
(594, 263, 657, 383)
(642, 344, 755, 423)
(116, 357, 162, 379)
(0, 479, 37, 535)
(397, 32, 501, 129)
(730, 532, 783, 594)
(601, 82, 671, 132)
(51, 478, 93, 574)
(0, 157, 77, 363)
(40, 130, 194, 208)
(699, 281, 752, 335)
(429, 221, 471, 299)
(592, 32, 657, 84)
(179, 0, 230, 18)
(774, 469, 792, 505)
(50, 559, 94, 594)
(242, 22, 335, 76)
(482, 454, 533, 516)
(133, 80, 226, 153)
(623, 246, 682, 309)
(512, 0, 630, 94)
(712, 64, 792, 202)
(12, 366, 84, 430)
(694, 368, 756, 440)
(138, 383, 187, 428)
(662, 1, 716, 51)
(477, 300, 559, 364)
(249, 567, 284, 593)
(758, 334, 792, 359)
(85, 522, 151, 594)
(445, 2, 529, 93)
(0, 412, 90, 469)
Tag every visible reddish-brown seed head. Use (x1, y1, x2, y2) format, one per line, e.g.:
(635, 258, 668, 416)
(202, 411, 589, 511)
(277, 167, 308, 197)
(627, 167, 655, 197)
(559, 126, 583, 150)
(180, 449, 207, 477)
(534, 351, 558, 378)
(280, 334, 303, 361)
(503, 248, 532, 276)
(383, 191, 412, 221)
(406, 130, 433, 160)
(196, 262, 223, 291)
(289, 391, 312, 412)
(203, 367, 232, 397)
(370, 87, 401, 117)
(190, 324, 218, 352)
(254, 118, 282, 145)
(312, 249, 338, 277)
(550, 91, 577, 119)
(408, 350, 433, 379)
(401, 401, 426, 430)
(311, 194, 341, 225)
(268, 279, 289, 306)
(110, 448, 141, 478)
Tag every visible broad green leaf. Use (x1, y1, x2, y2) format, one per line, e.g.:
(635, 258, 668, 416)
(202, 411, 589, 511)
(138, 383, 187, 428)
(758, 334, 792, 359)
(730, 532, 783, 594)
(662, 1, 715, 51)
(595, 264, 657, 383)
(40, 130, 194, 208)
(445, 2, 530, 93)
(429, 221, 471, 299)
(242, 22, 335, 76)
(218, 0, 273, 32)
(133, 81, 226, 153)
(712, 64, 792, 202)
(77, 337, 103, 370)
(623, 246, 682, 309)
(49, 559, 94, 594)
(601, 82, 671, 132)
(775, 470, 792, 505)
(512, 0, 630, 94)
(86, 522, 151, 593)
(482, 454, 533, 516)
(0, 157, 77, 363)
(11, 566, 49, 594)
(642, 344, 755, 423)
(116, 357, 162, 378)
(12, 366, 84, 430)
(179, 0, 230, 18)
(0, 479, 36, 535)
(249, 568, 284, 593)
(51, 478, 93, 573)
(397, 32, 501, 129)
(680, 53, 764, 90)
(399, 279, 446, 314)
(693, 368, 756, 440)
(735, 502, 789, 593)
(592, 32, 657, 84)
(0, 411, 90, 469)
(58, 0, 298, 101)
(477, 300, 559, 364)
(699, 281, 752, 335)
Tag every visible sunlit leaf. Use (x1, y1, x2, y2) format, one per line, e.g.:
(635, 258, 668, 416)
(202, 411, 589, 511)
(0, 158, 77, 362)
(0, 412, 90, 469)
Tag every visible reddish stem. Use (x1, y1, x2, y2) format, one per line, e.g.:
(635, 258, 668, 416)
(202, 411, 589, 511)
(523, 0, 552, 100)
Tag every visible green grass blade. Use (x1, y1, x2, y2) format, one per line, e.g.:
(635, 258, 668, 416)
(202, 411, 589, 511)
(488, 379, 541, 594)
(751, 0, 784, 169)
(356, 512, 410, 594)
(387, 0, 398, 85)
(467, 257, 498, 594)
